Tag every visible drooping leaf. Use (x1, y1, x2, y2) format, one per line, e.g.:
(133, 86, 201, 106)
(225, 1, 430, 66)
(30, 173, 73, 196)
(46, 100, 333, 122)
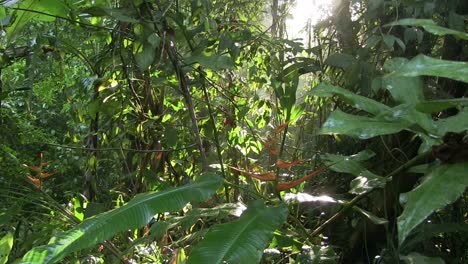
(135, 42, 156, 70)
(398, 163, 468, 245)
(312, 83, 391, 115)
(81, 7, 139, 23)
(21, 173, 223, 264)
(323, 151, 386, 194)
(319, 110, 410, 139)
(353, 206, 388, 225)
(187, 200, 288, 264)
(395, 55, 468, 83)
(435, 108, 468, 135)
(0, 232, 13, 264)
(415, 98, 468, 113)
(387, 18, 468, 40)
(283, 193, 339, 204)
(324, 53, 356, 69)
(6, 0, 69, 39)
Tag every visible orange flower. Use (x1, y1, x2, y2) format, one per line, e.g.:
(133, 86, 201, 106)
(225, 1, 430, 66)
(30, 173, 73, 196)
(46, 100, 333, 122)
(228, 166, 276, 181)
(276, 168, 324, 191)
(27, 176, 42, 189)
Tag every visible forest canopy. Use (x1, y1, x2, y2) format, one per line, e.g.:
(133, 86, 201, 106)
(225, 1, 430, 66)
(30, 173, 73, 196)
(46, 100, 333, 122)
(0, 0, 467, 263)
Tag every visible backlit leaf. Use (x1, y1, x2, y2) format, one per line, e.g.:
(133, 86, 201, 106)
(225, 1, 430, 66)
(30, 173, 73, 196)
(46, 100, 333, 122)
(312, 83, 390, 115)
(395, 55, 468, 83)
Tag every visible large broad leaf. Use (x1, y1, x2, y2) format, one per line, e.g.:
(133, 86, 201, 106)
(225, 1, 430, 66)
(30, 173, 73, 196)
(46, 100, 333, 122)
(387, 19, 468, 40)
(398, 163, 468, 245)
(0, 232, 13, 264)
(381, 74, 424, 104)
(435, 108, 468, 135)
(6, 0, 69, 39)
(323, 150, 386, 194)
(20, 173, 223, 264)
(415, 98, 468, 113)
(395, 55, 468, 83)
(312, 83, 390, 115)
(187, 200, 288, 264)
(320, 110, 410, 139)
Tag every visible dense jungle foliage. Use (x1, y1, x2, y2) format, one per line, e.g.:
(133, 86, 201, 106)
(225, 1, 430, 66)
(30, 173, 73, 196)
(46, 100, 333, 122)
(0, 0, 467, 263)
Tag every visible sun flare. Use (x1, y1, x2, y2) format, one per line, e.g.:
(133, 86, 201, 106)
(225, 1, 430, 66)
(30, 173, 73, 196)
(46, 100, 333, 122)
(287, 0, 333, 39)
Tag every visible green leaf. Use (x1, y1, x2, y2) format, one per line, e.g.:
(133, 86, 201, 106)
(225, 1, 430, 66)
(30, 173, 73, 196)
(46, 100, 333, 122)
(416, 98, 468, 113)
(21, 173, 223, 264)
(382, 74, 424, 104)
(6, 0, 69, 39)
(0, 232, 13, 264)
(187, 201, 288, 264)
(82, 7, 138, 23)
(320, 110, 410, 139)
(395, 55, 468, 83)
(323, 150, 386, 194)
(387, 18, 468, 40)
(398, 163, 468, 245)
(312, 83, 391, 115)
(324, 53, 356, 69)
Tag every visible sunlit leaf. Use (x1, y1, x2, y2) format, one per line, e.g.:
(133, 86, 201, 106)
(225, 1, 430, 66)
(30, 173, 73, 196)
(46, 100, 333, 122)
(312, 83, 390, 115)
(21, 173, 223, 263)
(187, 200, 288, 264)
(398, 163, 468, 245)
(320, 110, 410, 139)
(6, 0, 69, 39)
(382, 73, 424, 103)
(0, 232, 13, 264)
(387, 18, 468, 40)
(395, 55, 468, 83)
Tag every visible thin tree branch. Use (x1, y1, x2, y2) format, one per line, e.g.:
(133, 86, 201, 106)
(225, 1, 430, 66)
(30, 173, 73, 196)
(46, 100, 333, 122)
(42, 143, 197, 153)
